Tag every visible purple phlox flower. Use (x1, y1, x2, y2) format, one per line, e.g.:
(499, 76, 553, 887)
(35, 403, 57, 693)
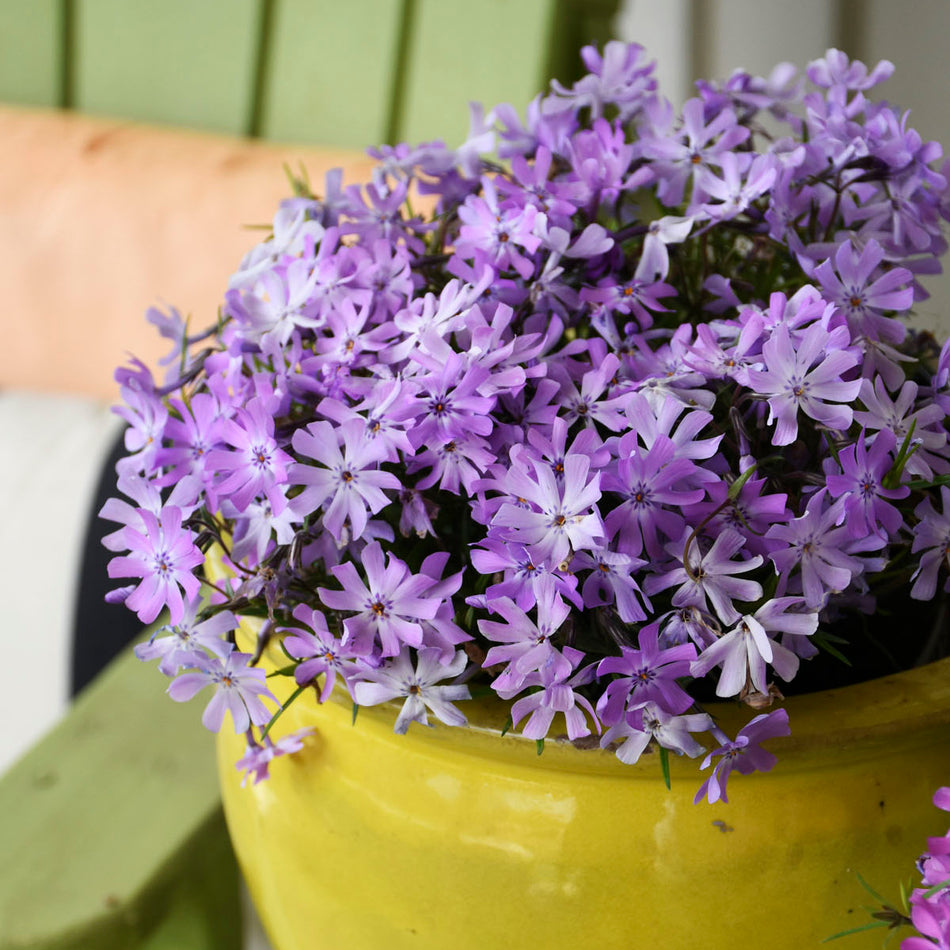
(362, 238, 415, 320)
(456, 176, 541, 279)
(694, 708, 791, 804)
(854, 377, 949, 480)
(99, 470, 199, 552)
(690, 597, 818, 697)
(681, 476, 790, 558)
(352, 647, 470, 735)
(408, 430, 496, 495)
(564, 117, 640, 205)
(406, 353, 495, 448)
(303, 230, 374, 323)
(235, 728, 313, 786)
(145, 304, 205, 385)
(748, 320, 861, 446)
(501, 147, 584, 225)
(223, 256, 320, 347)
(572, 547, 651, 623)
(601, 702, 713, 766)
(205, 396, 292, 514)
(825, 428, 909, 539)
(806, 49, 894, 93)
(596, 622, 697, 725)
(453, 101, 497, 179)
(685, 314, 765, 386)
(626, 332, 718, 412)
(911, 487, 950, 600)
(318, 541, 442, 657)
(622, 392, 723, 464)
(766, 489, 875, 608)
(106, 505, 203, 624)
(289, 418, 400, 543)
(904, 787, 950, 950)
(855, 170, 943, 254)
(658, 605, 721, 651)
(521, 415, 611, 485)
(342, 178, 426, 252)
(168, 647, 276, 733)
(645, 528, 764, 626)
(312, 298, 397, 369)
(490, 449, 604, 567)
(227, 492, 297, 567)
(699, 152, 778, 220)
(550, 352, 629, 430)
(702, 274, 742, 313)
(813, 240, 913, 345)
(637, 215, 695, 283)
(156, 392, 226, 486)
(546, 41, 657, 121)
(230, 195, 325, 289)
(501, 646, 599, 741)
(397, 486, 438, 539)
(470, 537, 580, 612)
(413, 551, 471, 661)
(319, 379, 416, 460)
(282, 604, 362, 702)
(478, 575, 575, 690)
(113, 359, 168, 477)
(639, 97, 750, 208)
(602, 433, 707, 559)
(388, 279, 480, 362)
(580, 274, 675, 331)
(135, 598, 236, 676)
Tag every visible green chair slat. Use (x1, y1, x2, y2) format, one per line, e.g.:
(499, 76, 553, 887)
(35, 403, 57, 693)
(0, 644, 240, 950)
(259, 0, 407, 149)
(0, 1, 62, 106)
(73, 0, 262, 135)
(396, 0, 559, 148)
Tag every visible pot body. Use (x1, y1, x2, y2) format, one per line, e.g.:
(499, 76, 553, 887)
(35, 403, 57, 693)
(218, 646, 950, 950)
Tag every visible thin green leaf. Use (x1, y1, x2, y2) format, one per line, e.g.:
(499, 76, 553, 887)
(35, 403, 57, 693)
(923, 875, 950, 899)
(259, 683, 307, 741)
(659, 746, 671, 790)
(266, 663, 299, 678)
(500, 715, 513, 738)
(352, 702, 359, 726)
(856, 872, 889, 906)
(535, 738, 545, 756)
(821, 920, 889, 942)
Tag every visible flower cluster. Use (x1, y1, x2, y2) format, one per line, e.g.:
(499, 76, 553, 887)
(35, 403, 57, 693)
(902, 787, 950, 949)
(107, 42, 950, 801)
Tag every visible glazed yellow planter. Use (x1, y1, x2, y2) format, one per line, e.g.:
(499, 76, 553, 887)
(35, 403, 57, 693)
(217, 629, 950, 950)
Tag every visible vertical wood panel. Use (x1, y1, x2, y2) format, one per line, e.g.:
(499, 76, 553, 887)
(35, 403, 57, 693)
(259, 0, 406, 149)
(74, 0, 261, 135)
(0, 1, 62, 106)
(397, 0, 559, 148)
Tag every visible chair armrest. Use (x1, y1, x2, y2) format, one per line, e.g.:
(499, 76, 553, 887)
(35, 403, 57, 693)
(0, 643, 240, 949)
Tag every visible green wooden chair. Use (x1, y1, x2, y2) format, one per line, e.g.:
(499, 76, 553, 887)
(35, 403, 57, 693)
(0, 2, 619, 948)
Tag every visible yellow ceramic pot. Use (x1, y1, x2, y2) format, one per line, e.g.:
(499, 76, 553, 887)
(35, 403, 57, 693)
(217, 623, 950, 950)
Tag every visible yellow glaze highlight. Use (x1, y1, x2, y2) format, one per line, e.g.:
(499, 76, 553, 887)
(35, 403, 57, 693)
(218, 628, 950, 950)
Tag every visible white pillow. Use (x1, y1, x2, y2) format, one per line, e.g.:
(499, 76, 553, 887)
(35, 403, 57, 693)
(0, 391, 122, 774)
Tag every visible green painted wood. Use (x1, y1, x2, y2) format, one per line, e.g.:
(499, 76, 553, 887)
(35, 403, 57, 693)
(547, 0, 623, 87)
(396, 0, 559, 147)
(73, 0, 262, 135)
(259, 0, 407, 148)
(0, 644, 240, 950)
(0, 1, 62, 106)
